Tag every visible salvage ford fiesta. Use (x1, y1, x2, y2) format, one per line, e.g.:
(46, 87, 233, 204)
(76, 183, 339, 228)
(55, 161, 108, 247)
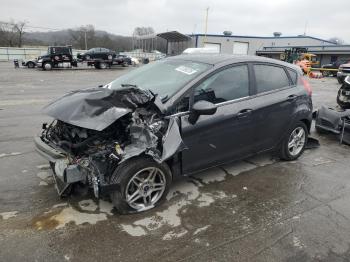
(35, 55, 313, 214)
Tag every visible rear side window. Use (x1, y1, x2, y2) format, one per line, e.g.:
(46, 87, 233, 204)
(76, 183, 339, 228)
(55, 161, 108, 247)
(254, 64, 290, 93)
(194, 65, 249, 104)
(287, 68, 298, 85)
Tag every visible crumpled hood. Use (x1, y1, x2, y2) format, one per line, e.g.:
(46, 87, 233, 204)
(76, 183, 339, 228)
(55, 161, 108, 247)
(43, 87, 161, 131)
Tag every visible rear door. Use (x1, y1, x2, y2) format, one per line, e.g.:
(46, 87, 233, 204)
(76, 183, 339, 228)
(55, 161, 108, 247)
(180, 64, 257, 174)
(249, 63, 298, 152)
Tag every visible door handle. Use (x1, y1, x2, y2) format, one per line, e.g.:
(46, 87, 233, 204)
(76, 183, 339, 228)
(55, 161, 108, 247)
(237, 109, 253, 118)
(286, 95, 298, 101)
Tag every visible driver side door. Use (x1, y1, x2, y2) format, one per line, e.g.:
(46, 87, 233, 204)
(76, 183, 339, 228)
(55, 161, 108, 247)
(180, 64, 256, 174)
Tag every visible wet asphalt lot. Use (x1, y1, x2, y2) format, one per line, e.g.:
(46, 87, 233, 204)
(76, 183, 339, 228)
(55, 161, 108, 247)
(0, 62, 350, 262)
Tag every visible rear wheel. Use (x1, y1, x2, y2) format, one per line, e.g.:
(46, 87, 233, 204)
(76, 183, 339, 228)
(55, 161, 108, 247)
(27, 62, 35, 68)
(279, 122, 308, 161)
(110, 157, 172, 214)
(99, 62, 108, 69)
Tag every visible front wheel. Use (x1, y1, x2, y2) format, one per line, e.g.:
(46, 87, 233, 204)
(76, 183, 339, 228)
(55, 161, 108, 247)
(110, 157, 172, 214)
(279, 122, 308, 161)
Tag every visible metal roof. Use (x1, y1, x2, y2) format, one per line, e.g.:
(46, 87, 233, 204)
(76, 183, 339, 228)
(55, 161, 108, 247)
(191, 34, 336, 45)
(157, 31, 191, 42)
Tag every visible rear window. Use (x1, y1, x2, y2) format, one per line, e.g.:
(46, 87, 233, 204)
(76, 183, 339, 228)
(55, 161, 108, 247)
(254, 64, 290, 93)
(287, 68, 298, 85)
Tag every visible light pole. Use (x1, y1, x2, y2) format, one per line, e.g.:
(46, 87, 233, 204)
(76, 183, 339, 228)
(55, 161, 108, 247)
(204, 7, 209, 44)
(84, 30, 87, 50)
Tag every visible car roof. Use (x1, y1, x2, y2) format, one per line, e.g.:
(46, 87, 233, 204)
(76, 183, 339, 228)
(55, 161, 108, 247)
(168, 54, 300, 71)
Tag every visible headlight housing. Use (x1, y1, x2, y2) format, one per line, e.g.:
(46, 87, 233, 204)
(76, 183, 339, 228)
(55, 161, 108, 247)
(38, 59, 43, 63)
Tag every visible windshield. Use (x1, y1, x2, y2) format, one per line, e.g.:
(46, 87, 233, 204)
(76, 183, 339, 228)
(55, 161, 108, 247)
(109, 59, 211, 100)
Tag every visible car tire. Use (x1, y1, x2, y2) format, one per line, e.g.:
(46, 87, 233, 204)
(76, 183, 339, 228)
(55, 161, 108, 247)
(27, 62, 35, 68)
(109, 157, 172, 214)
(43, 62, 52, 71)
(99, 62, 108, 69)
(279, 121, 308, 161)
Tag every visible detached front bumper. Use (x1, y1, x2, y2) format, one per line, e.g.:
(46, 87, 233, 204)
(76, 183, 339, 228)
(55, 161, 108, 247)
(34, 136, 65, 163)
(34, 136, 87, 184)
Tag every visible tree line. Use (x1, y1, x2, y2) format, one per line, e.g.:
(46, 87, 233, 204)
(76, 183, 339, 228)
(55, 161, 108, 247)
(0, 20, 166, 52)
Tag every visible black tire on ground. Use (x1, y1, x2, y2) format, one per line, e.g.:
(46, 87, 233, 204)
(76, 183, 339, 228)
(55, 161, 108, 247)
(99, 62, 108, 69)
(278, 121, 308, 161)
(109, 156, 172, 215)
(94, 63, 100, 69)
(27, 62, 35, 68)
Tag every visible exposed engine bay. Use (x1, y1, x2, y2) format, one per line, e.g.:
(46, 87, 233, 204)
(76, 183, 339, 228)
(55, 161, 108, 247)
(35, 87, 184, 197)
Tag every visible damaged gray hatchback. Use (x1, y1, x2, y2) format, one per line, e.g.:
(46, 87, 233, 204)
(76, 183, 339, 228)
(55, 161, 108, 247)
(35, 54, 313, 214)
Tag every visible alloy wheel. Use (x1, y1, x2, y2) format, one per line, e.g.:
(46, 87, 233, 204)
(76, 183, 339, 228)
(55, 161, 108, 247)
(288, 127, 306, 156)
(125, 167, 166, 211)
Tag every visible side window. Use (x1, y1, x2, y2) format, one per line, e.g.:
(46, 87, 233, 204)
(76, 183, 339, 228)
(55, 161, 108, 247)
(193, 65, 249, 104)
(254, 64, 290, 93)
(287, 68, 298, 85)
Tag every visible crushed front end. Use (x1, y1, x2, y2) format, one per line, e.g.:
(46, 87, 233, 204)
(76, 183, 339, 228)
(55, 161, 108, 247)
(34, 87, 184, 197)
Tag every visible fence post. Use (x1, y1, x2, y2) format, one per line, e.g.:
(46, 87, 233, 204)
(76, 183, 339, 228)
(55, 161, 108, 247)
(7, 47, 9, 61)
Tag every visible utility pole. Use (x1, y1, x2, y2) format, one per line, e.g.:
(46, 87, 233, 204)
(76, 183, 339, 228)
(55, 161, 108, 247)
(84, 30, 87, 50)
(303, 20, 308, 36)
(204, 7, 209, 44)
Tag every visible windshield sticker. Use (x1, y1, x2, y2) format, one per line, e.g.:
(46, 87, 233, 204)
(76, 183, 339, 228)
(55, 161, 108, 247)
(175, 66, 198, 75)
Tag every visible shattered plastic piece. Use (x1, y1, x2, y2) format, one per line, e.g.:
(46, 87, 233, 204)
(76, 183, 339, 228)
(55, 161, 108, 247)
(161, 117, 187, 161)
(305, 137, 320, 149)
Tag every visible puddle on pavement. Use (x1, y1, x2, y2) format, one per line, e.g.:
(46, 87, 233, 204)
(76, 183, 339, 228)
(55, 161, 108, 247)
(0, 211, 19, 220)
(32, 199, 114, 230)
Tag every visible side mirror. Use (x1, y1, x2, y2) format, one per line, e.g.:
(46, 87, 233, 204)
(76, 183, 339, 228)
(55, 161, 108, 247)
(188, 100, 217, 124)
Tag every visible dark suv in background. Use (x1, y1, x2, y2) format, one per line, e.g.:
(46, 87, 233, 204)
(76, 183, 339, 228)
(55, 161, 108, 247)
(35, 55, 313, 214)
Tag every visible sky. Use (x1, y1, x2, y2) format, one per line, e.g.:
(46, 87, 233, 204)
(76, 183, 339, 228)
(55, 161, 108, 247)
(1, 0, 349, 42)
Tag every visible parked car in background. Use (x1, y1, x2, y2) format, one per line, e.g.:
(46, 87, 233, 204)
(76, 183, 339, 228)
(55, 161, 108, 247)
(322, 59, 350, 77)
(337, 63, 350, 84)
(77, 48, 116, 61)
(35, 55, 312, 214)
(22, 59, 37, 68)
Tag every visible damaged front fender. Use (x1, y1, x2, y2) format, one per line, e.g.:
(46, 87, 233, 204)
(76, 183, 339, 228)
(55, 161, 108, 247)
(36, 86, 186, 197)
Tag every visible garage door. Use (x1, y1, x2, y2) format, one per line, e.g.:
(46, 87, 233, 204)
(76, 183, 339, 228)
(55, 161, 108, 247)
(204, 43, 221, 53)
(233, 42, 249, 55)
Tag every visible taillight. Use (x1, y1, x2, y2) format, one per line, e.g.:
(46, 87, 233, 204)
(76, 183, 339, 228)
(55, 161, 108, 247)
(299, 76, 312, 96)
